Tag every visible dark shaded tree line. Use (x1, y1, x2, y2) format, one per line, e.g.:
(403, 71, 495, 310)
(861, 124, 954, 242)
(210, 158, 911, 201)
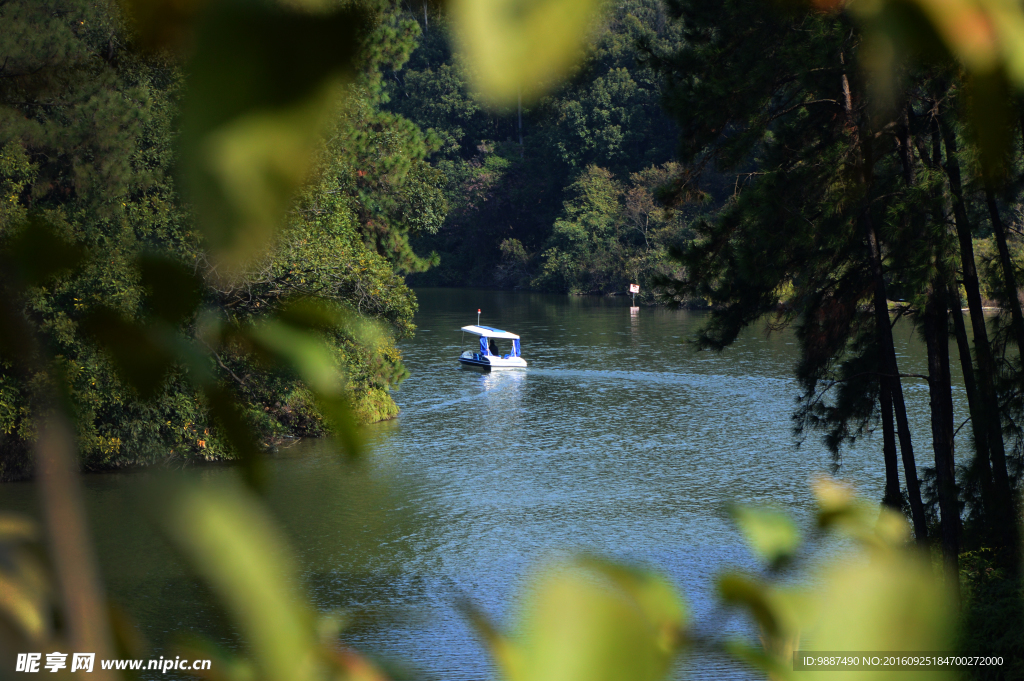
(386, 0, 703, 299)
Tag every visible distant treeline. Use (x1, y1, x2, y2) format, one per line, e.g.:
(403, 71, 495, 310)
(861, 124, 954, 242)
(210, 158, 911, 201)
(387, 0, 709, 303)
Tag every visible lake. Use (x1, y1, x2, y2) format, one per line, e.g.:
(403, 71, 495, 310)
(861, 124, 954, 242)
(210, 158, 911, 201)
(0, 288, 960, 680)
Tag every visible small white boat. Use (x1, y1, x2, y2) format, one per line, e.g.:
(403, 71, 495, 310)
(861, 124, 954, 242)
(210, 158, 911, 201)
(458, 325, 528, 369)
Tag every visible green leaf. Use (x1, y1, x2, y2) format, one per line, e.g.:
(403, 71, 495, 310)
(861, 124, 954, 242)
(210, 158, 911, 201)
(204, 385, 267, 490)
(0, 514, 50, 643)
(275, 298, 379, 344)
(3, 216, 85, 288)
(177, 1, 370, 269)
(801, 552, 956, 681)
(119, 0, 210, 52)
(244, 320, 343, 396)
(239, 318, 362, 456)
(138, 253, 204, 326)
(812, 477, 909, 549)
(458, 595, 523, 681)
(717, 573, 800, 640)
(81, 308, 176, 399)
(503, 557, 686, 681)
(159, 479, 320, 681)
(729, 505, 801, 565)
(722, 640, 794, 681)
(450, 0, 605, 106)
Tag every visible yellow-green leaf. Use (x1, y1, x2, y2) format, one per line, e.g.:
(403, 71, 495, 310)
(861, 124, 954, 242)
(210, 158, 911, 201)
(178, 2, 369, 270)
(501, 558, 686, 681)
(800, 552, 956, 681)
(449, 0, 605, 105)
(729, 505, 801, 565)
(161, 480, 320, 681)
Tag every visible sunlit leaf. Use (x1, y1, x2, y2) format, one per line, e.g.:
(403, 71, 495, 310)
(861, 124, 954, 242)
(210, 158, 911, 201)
(843, 0, 1024, 166)
(0, 515, 51, 643)
(449, 0, 605, 105)
(723, 640, 794, 681)
(717, 573, 807, 641)
(718, 574, 816, 681)
(178, 1, 369, 269)
(729, 505, 801, 565)
(276, 298, 382, 346)
(982, 0, 1024, 84)
(500, 557, 686, 681)
(0, 513, 38, 543)
(574, 557, 686, 655)
(848, 0, 1000, 71)
(459, 596, 524, 681)
(800, 552, 956, 681)
(812, 477, 909, 549)
(245, 320, 345, 396)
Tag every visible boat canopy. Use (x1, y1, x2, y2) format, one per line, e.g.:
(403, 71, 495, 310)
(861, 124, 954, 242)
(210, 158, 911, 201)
(460, 325, 520, 339)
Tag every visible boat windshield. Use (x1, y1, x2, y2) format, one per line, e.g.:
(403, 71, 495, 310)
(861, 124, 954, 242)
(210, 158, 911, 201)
(475, 336, 522, 358)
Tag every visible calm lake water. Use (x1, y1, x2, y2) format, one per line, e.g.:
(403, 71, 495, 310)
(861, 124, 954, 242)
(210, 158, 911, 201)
(0, 288, 963, 680)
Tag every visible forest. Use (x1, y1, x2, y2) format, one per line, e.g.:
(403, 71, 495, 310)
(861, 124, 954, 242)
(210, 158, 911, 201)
(5, 0, 1024, 678)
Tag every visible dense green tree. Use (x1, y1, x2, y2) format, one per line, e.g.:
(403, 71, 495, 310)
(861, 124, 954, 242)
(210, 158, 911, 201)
(532, 163, 689, 296)
(0, 0, 443, 479)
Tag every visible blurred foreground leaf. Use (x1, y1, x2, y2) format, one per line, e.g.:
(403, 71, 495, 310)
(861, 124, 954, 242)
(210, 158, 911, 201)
(233, 303, 369, 456)
(2, 217, 85, 289)
(160, 478, 394, 681)
(718, 573, 807, 642)
(178, 1, 370, 270)
(812, 476, 909, 549)
(138, 253, 204, 326)
(729, 505, 801, 566)
(120, 0, 210, 52)
(161, 479, 321, 681)
(82, 308, 177, 400)
(482, 557, 686, 681)
(844, 0, 1024, 170)
(449, 0, 605, 105)
(0, 514, 50, 644)
(801, 552, 956, 681)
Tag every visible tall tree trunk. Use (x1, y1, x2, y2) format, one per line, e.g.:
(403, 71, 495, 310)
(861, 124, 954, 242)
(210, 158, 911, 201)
(985, 187, 1024, 354)
(880, 383, 903, 509)
(923, 283, 961, 597)
(864, 203, 929, 541)
(843, 66, 928, 540)
(939, 117, 1015, 547)
(897, 103, 915, 185)
(950, 283, 995, 517)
